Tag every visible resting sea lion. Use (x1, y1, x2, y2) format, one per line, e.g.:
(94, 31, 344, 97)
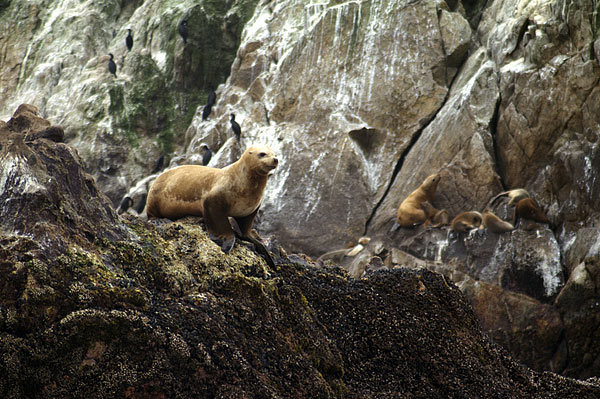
(146, 145, 278, 253)
(482, 208, 514, 233)
(450, 211, 482, 232)
(488, 188, 530, 208)
(513, 198, 550, 227)
(421, 201, 450, 227)
(393, 173, 441, 229)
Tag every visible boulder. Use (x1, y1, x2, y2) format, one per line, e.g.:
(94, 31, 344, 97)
(2, 106, 599, 397)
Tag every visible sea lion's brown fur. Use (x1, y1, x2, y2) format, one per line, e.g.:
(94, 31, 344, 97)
(395, 174, 441, 228)
(513, 198, 550, 227)
(450, 211, 483, 232)
(488, 188, 530, 208)
(146, 145, 278, 250)
(421, 201, 450, 227)
(482, 208, 514, 233)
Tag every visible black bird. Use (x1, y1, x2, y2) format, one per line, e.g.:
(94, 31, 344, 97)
(126, 29, 133, 51)
(207, 84, 217, 107)
(135, 193, 147, 214)
(178, 19, 188, 44)
(202, 104, 212, 121)
(151, 155, 165, 174)
(108, 53, 117, 77)
(230, 113, 241, 140)
(117, 196, 133, 214)
(201, 144, 212, 166)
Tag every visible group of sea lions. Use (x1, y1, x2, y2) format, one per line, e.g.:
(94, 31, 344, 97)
(393, 174, 551, 234)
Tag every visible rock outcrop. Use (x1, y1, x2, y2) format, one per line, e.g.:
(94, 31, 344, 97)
(1, 106, 600, 398)
(3, 0, 600, 383)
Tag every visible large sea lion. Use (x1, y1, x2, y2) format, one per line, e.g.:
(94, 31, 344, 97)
(450, 211, 482, 232)
(146, 145, 278, 253)
(393, 173, 441, 229)
(482, 208, 514, 233)
(513, 198, 550, 228)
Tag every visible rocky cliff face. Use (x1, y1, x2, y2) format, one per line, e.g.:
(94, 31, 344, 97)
(2, 0, 600, 384)
(1, 106, 600, 398)
(0, 0, 259, 202)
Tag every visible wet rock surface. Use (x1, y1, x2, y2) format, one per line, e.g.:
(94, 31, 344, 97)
(2, 108, 600, 398)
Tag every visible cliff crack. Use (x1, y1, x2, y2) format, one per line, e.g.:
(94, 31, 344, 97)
(363, 41, 475, 234)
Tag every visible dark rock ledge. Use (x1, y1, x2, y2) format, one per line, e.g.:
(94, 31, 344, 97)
(1, 106, 599, 398)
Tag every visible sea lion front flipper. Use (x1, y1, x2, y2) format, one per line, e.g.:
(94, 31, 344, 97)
(221, 236, 236, 253)
(203, 195, 236, 252)
(208, 234, 236, 253)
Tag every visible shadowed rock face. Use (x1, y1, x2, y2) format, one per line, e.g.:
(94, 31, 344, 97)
(1, 108, 600, 398)
(0, 105, 124, 260)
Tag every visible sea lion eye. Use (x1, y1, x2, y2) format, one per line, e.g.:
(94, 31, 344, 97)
(258, 152, 266, 158)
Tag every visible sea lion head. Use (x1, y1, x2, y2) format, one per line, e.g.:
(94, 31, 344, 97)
(423, 173, 440, 190)
(243, 145, 279, 176)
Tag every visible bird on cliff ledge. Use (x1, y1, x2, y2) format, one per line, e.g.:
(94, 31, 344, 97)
(230, 113, 241, 140)
(126, 28, 133, 51)
(107, 53, 117, 77)
(178, 19, 188, 44)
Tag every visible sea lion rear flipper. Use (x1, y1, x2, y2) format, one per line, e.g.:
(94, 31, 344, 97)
(390, 221, 401, 233)
(236, 232, 276, 268)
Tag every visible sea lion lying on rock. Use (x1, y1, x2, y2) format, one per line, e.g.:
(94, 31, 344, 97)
(513, 198, 551, 229)
(482, 208, 514, 233)
(450, 211, 482, 232)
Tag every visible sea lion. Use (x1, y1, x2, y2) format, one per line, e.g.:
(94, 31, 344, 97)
(421, 201, 450, 227)
(513, 198, 550, 227)
(488, 188, 530, 208)
(450, 211, 482, 232)
(317, 237, 371, 262)
(482, 208, 514, 233)
(393, 174, 441, 229)
(146, 145, 278, 253)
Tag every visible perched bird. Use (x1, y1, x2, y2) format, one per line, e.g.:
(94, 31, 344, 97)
(108, 53, 117, 77)
(135, 193, 147, 214)
(230, 113, 241, 140)
(126, 28, 133, 51)
(202, 104, 212, 121)
(207, 84, 217, 107)
(178, 19, 188, 44)
(117, 196, 133, 214)
(201, 144, 212, 166)
(151, 155, 165, 174)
